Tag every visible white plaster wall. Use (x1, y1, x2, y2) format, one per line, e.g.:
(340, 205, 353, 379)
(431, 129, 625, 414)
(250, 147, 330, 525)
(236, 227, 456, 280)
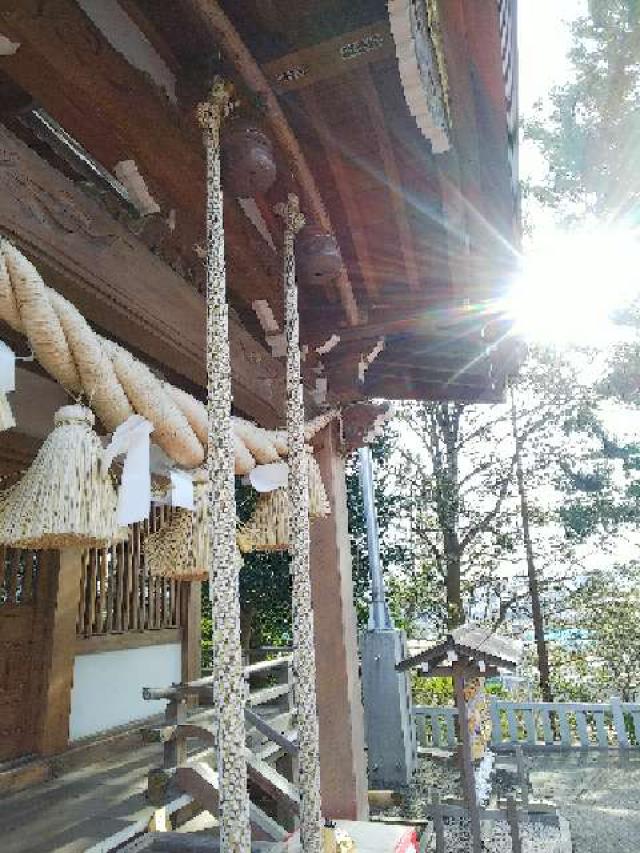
(69, 643, 181, 741)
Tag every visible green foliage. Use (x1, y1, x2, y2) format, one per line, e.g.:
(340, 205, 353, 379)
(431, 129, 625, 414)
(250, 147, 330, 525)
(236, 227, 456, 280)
(549, 563, 640, 701)
(201, 479, 292, 668)
(412, 674, 454, 706)
(525, 1, 640, 220)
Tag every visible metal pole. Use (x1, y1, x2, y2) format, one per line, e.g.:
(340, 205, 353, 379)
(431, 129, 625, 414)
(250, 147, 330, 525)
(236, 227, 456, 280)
(358, 446, 393, 631)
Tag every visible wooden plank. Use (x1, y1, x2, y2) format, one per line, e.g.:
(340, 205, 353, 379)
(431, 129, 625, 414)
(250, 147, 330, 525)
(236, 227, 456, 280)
(432, 792, 445, 853)
(174, 761, 287, 842)
(523, 708, 537, 745)
(356, 66, 422, 292)
(22, 550, 34, 603)
(593, 712, 609, 748)
(87, 549, 98, 637)
(506, 796, 523, 853)
(37, 548, 84, 755)
(115, 542, 124, 633)
(541, 709, 554, 745)
(181, 581, 201, 684)
(129, 525, 141, 631)
(246, 753, 300, 814)
(249, 683, 291, 707)
(301, 88, 379, 298)
(575, 710, 590, 747)
(454, 666, 481, 853)
(6, 548, 19, 605)
(263, 21, 395, 94)
(558, 709, 572, 747)
(75, 627, 181, 655)
(245, 708, 298, 756)
(97, 547, 108, 634)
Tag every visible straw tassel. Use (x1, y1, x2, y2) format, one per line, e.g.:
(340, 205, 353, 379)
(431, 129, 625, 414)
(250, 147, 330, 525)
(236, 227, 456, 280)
(237, 451, 331, 554)
(0, 404, 119, 549)
(145, 483, 211, 581)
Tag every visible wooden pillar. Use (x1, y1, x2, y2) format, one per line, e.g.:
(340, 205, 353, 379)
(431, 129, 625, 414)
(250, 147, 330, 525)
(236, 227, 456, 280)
(181, 580, 202, 683)
(453, 663, 482, 853)
(310, 423, 369, 820)
(37, 548, 84, 756)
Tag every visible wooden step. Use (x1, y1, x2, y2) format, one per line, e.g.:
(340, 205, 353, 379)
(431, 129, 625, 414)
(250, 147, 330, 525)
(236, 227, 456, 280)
(175, 761, 288, 842)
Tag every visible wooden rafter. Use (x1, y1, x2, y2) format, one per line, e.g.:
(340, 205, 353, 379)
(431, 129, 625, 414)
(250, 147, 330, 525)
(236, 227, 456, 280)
(301, 87, 379, 299)
(183, 0, 360, 327)
(355, 66, 422, 293)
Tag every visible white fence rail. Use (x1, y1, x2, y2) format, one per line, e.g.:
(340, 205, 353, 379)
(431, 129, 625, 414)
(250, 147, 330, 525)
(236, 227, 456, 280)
(415, 699, 640, 751)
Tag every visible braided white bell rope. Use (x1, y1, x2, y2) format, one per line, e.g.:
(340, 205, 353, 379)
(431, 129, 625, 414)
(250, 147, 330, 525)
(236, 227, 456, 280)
(198, 79, 251, 850)
(276, 193, 323, 851)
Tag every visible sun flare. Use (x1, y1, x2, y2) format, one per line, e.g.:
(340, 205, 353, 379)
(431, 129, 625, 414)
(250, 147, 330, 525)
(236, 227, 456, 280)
(508, 228, 640, 346)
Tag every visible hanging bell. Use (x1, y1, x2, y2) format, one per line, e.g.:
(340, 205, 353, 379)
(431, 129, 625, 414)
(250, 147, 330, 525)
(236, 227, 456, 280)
(0, 404, 119, 549)
(297, 227, 342, 287)
(221, 118, 277, 198)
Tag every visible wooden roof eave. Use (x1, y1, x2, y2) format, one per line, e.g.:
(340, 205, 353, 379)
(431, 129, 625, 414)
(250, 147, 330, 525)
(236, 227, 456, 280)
(182, 0, 360, 327)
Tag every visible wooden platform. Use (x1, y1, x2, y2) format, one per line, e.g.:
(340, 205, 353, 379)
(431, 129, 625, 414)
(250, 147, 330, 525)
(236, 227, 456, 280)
(0, 742, 164, 853)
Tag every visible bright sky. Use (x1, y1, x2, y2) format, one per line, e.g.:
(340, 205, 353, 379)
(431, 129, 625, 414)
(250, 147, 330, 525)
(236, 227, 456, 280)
(509, 1, 640, 348)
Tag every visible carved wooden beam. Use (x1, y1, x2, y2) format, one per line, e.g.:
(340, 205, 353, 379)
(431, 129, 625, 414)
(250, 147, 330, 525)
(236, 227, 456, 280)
(0, 124, 286, 425)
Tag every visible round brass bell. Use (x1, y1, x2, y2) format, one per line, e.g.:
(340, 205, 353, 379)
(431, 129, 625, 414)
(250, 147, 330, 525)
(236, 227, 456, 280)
(221, 118, 277, 198)
(297, 227, 342, 286)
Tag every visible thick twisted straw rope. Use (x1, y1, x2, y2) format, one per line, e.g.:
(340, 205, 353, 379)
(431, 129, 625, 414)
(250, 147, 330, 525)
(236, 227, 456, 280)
(277, 193, 323, 850)
(0, 237, 337, 473)
(199, 80, 251, 850)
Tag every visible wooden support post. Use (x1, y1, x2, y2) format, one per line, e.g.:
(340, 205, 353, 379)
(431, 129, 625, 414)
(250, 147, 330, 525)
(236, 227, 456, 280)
(453, 664, 482, 853)
(432, 792, 445, 853)
(181, 581, 201, 684)
(515, 745, 528, 809)
(37, 548, 84, 756)
(506, 795, 522, 853)
(310, 422, 368, 821)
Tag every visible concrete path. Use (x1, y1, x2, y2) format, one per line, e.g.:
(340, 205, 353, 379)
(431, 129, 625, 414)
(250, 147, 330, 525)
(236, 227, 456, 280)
(530, 751, 640, 853)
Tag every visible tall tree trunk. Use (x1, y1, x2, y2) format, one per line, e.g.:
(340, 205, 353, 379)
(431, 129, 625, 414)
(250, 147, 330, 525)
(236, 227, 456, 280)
(445, 549, 464, 628)
(510, 387, 554, 702)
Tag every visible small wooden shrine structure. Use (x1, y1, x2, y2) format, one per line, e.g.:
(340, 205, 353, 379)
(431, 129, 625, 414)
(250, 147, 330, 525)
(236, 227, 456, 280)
(398, 626, 522, 852)
(0, 0, 519, 847)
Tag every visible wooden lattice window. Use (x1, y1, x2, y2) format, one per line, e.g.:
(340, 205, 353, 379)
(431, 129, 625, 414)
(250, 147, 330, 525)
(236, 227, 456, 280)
(77, 506, 182, 637)
(0, 547, 39, 607)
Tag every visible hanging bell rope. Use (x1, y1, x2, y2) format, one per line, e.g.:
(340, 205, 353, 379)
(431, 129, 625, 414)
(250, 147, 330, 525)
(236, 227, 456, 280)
(276, 193, 323, 851)
(198, 78, 251, 851)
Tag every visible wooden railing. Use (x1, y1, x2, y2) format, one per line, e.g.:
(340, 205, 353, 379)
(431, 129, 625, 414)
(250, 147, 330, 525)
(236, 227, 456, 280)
(139, 653, 299, 844)
(415, 699, 640, 751)
(491, 699, 638, 750)
(414, 705, 458, 750)
(77, 506, 181, 638)
(0, 546, 40, 606)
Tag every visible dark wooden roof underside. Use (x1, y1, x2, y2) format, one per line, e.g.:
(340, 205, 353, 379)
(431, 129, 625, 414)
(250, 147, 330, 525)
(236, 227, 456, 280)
(0, 0, 519, 407)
